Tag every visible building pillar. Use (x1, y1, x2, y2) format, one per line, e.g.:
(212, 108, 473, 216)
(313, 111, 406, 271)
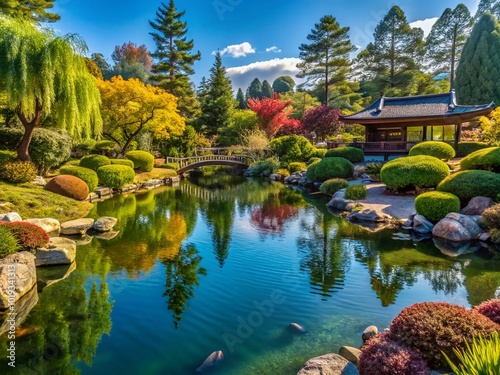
(454, 123, 462, 151)
(422, 126, 427, 141)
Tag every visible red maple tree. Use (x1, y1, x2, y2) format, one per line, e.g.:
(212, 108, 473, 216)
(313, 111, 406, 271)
(112, 42, 153, 70)
(247, 93, 292, 138)
(276, 118, 303, 136)
(301, 105, 342, 140)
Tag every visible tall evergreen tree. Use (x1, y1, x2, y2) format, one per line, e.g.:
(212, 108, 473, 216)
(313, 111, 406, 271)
(248, 78, 263, 99)
(261, 80, 274, 98)
(426, 4, 473, 87)
(455, 13, 500, 104)
(0, 0, 59, 23)
(149, 0, 201, 119)
(272, 76, 295, 93)
(236, 88, 246, 109)
(297, 15, 355, 104)
(357, 6, 425, 96)
(198, 52, 235, 137)
(475, 0, 500, 20)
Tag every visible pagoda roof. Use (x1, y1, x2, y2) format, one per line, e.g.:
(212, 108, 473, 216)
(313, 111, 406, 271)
(341, 90, 494, 126)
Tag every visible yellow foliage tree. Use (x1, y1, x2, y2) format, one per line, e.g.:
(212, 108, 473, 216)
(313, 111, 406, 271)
(478, 107, 500, 145)
(97, 76, 185, 154)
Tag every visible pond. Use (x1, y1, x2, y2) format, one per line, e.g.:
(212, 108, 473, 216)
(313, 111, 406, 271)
(2, 177, 500, 374)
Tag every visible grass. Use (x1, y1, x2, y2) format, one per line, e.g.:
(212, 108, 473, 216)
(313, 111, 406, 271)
(134, 168, 177, 184)
(0, 181, 93, 222)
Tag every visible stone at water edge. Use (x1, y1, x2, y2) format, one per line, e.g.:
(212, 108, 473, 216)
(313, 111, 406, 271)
(289, 322, 307, 333)
(0, 284, 38, 336)
(412, 214, 434, 234)
(445, 213, 484, 239)
(24, 218, 61, 235)
(362, 325, 378, 342)
(60, 218, 94, 235)
(35, 237, 76, 266)
(196, 350, 224, 373)
(338, 346, 361, 366)
(0, 252, 37, 310)
(460, 196, 495, 216)
(348, 208, 389, 223)
(92, 217, 118, 232)
(1, 212, 22, 222)
(297, 353, 359, 375)
(432, 218, 471, 242)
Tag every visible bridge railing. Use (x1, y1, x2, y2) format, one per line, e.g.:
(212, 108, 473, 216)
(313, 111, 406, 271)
(165, 154, 255, 169)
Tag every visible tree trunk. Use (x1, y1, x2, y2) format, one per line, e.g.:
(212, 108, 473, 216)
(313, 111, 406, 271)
(450, 26, 457, 88)
(16, 99, 43, 162)
(325, 49, 329, 105)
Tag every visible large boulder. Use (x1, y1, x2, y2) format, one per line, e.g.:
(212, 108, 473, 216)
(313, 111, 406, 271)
(1, 212, 22, 222)
(0, 252, 37, 310)
(24, 218, 61, 236)
(348, 209, 389, 223)
(92, 217, 117, 232)
(412, 214, 434, 234)
(338, 346, 361, 366)
(445, 213, 484, 239)
(432, 218, 471, 242)
(460, 196, 495, 216)
(60, 218, 94, 235)
(35, 237, 76, 266)
(297, 354, 359, 375)
(327, 189, 357, 212)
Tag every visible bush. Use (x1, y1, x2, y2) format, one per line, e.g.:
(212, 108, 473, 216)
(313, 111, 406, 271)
(1, 222, 49, 250)
(308, 157, 322, 165)
(79, 154, 111, 171)
(0, 150, 17, 165)
(59, 166, 99, 192)
(474, 299, 500, 325)
(110, 159, 135, 168)
(345, 184, 367, 199)
(126, 150, 154, 172)
(415, 191, 461, 222)
(158, 162, 179, 171)
(307, 157, 354, 182)
(288, 162, 307, 173)
(457, 141, 490, 157)
(311, 148, 327, 158)
(481, 204, 500, 229)
(389, 302, 500, 369)
(0, 127, 22, 150)
(460, 147, 500, 172)
(409, 141, 456, 160)
(380, 155, 450, 190)
(0, 161, 37, 183)
(93, 140, 117, 152)
(0, 225, 19, 258)
(269, 135, 315, 164)
(437, 170, 500, 202)
(319, 178, 349, 195)
(74, 139, 96, 153)
(245, 157, 280, 177)
(29, 128, 72, 175)
(276, 168, 290, 177)
(358, 333, 430, 375)
(44, 175, 90, 200)
(325, 146, 364, 163)
(97, 165, 135, 188)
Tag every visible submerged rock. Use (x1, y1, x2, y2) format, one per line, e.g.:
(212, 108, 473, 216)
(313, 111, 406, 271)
(196, 350, 224, 372)
(412, 215, 434, 234)
(297, 353, 359, 375)
(92, 217, 118, 232)
(289, 322, 307, 333)
(0, 252, 37, 310)
(433, 237, 480, 257)
(348, 208, 389, 223)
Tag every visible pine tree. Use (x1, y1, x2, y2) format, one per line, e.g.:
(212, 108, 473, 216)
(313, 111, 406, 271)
(149, 0, 201, 119)
(261, 80, 274, 98)
(272, 76, 295, 93)
(475, 0, 500, 20)
(0, 0, 60, 23)
(297, 15, 355, 104)
(248, 78, 263, 99)
(236, 88, 246, 109)
(426, 4, 473, 87)
(455, 14, 500, 104)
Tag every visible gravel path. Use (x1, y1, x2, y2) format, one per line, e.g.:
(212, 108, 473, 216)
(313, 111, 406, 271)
(356, 183, 416, 220)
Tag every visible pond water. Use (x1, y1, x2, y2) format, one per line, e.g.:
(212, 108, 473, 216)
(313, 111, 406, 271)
(2, 176, 500, 374)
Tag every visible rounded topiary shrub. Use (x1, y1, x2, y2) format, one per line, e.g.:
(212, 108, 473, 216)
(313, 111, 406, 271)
(0, 225, 19, 258)
(319, 178, 349, 195)
(409, 141, 456, 160)
(93, 140, 117, 153)
(306, 157, 354, 182)
(288, 162, 308, 173)
(389, 302, 500, 369)
(110, 159, 135, 168)
(437, 170, 500, 202)
(44, 175, 90, 200)
(325, 146, 364, 163)
(474, 299, 500, 325)
(311, 148, 327, 158)
(380, 155, 450, 190)
(359, 333, 430, 375)
(457, 141, 489, 157)
(481, 204, 500, 229)
(269, 135, 315, 164)
(245, 158, 280, 177)
(1, 222, 49, 250)
(460, 147, 500, 172)
(79, 154, 111, 172)
(0, 161, 37, 184)
(0, 150, 17, 165)
(97, 165, 135, 188)
(125, 150, 154, 172)
(345, 184, 367, 200)
(308, 157, 322, 165)
(415, 191, 461, 222)
(59, 166, 99, 192)
(159, 163, 179, 171)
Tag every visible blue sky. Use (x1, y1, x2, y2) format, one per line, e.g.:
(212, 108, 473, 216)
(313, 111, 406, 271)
(52, 0, 480, 91)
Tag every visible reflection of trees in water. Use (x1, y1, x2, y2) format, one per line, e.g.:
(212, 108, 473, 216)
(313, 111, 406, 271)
(162, 244, 207, 329)
(462, 250, 500, 306)
(202, 198, 234, 267)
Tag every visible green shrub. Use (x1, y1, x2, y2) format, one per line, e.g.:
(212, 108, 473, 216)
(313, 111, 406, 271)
(457, 141, 490, 157)
(311, 148, 327, 158)
(288, 162, 308, 173)
(1, 222, 49, 250)
(44, 175, 90, 200)
(269, 135, 315, 164)
(245, 157, 280, 177)
(481, 204, 500, 229)
(409, 141, 456, 160)
(415, 191, 460, 222)
(276, 168, 290, 177)
(63, 159, 80, 167)
(97, 165, 135, 188)
(79, 154, 111, 171)
(110, 159, 135, 168)
(460, 147, 500, 172)
(325, 146, 364, 163)
(345, 184, 367, 200)
(365, 162, 384, 176)
(380, 155, 450, 190)
(93, 140, 117, 152)
(0, 150, 17, 165)
(319, 178, 349, 195)
(158, 163, 179, 171)
(437, 170, 500, 202)
(307, 157, 354, 182)
(126, 150, 154, 172)
(74, 139, 96, 153)
(0, 161, 37, 183)
(308, 157, 322, 165)
(0, 225, 19, 258)
(59, 166, 99, 192)
(0, 127, 22, 150)
(444, 333, 500, 375)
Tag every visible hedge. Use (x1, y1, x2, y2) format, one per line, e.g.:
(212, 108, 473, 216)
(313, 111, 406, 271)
(460, 147, 500, 172)
(319, 178, 349, 195)
(345, 184, 367, 200)
(269, 135, 315, 164)
(437, 170, 500, 202)
(93, 140, 117, 152)
(408, 141, 456, 160)
(110, 159, 135, 168)
(325, 146, 365, 163)
(415, 191, 461, 222)
(457, 141, 490, 157)
(288, 162, 308, 173)
(125, 150, 154, 172)
(307, 157, 354, 182)
(97, 165, 135, 188)
(0, 161, 37, 183)
(59, 166, 99, 192)
(79, 154, 111, 171)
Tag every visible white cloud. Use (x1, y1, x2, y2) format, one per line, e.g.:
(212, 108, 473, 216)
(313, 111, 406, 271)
(266, 46, 281, 53)
(215, 42, 256, 58)
(410, 17, 439, 38)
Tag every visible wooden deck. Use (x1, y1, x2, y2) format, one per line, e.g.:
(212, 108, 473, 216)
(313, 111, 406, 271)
(326, 141, 436, 160)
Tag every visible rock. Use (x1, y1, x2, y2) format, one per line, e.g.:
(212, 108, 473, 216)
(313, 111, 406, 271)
(96, 187, 112, 198)
(60, 218, 94, 235)
(24, 218, 61, 236)
(1, 212, 22, 222)
(402, 219, 413, 228)
(412, 214, 434, 234)
(95, 231, 119, 241)
(92, 217, 117, 232)
(297, 353, 359, 375)
(35, 237, 76, 266)
(289, 322, 307, 333)
(327, 189, 357, 212)
(299, 177, 308, 186)
(362, 325, 378, 342)
(71, 234, 93, 246)
(348, 208, 389, 223)
(338, 346, 361, 366)
(269, 173, 281, 181)
(0, 284, 38, 336)
(408, 213, 417, 220)
(445, 213, 484, 239)
(433, 237, 480, 257)
(37, 262, 76, 290)
(32, 176, 46, 186)
(479, 232, 491, 242)
(460, 196, 495, 216)
(432, 218, 471, 242)
(196, 350, 224, 373)
(0, 252, 37, 310)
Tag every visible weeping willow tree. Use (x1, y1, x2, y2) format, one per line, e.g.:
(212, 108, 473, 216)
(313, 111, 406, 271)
(0, 17, 102, 161)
